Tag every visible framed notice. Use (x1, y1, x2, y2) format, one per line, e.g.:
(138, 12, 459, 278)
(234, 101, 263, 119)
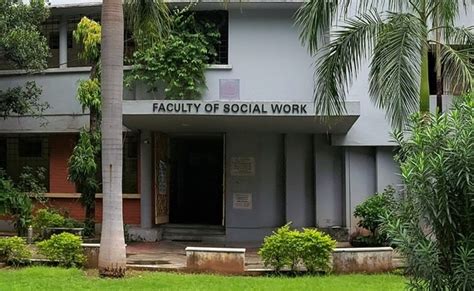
(233, 193, 252, 209)
(230, 157, 255, 176)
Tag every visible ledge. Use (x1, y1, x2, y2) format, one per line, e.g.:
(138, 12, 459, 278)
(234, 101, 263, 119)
(186, 247, 246, 253)
(0, 64, 231, 76)
(334, 247, 393, 253)
(44, 193, 140, 199)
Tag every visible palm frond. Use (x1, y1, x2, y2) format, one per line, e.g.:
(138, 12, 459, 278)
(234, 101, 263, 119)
(295, 0, 339, 54)
(443, 25, 474, 45)
(313, 11, 383, 116)
(438, 43, 474, 94)
(124, 0, 170, 46)
(369, 13, 426, 129)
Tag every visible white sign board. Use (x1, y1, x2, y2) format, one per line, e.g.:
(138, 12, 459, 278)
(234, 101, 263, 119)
(230, 157, 255, 176)
(233, 193, 252, 209)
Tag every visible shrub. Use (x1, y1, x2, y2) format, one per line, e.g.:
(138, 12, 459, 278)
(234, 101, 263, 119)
(259, 224, 336, 273)
(32, 209, 83, 240)
(258, 224, 295, 272)
(37, 232, 85, 268)
(353, 187, 395, 246)
(0, 175, 32, 236)
(32, 208, 66, 231)
(383, 94, 474, 290)
(0, 236, 31, 266)
(299, 228, 336, 273)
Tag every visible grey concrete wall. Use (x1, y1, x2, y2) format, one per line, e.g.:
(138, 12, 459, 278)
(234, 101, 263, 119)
(204, 8, 314, 103)
(314, 135, 344, 227)
(0, 71, 87, 115)
(284, 134, 314, 227)
(225, 133, 285, 242)
(375, 147, 400, 193)
(344, 147, 377, 230)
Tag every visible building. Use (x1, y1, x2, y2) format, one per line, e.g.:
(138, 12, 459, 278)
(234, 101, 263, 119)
(0, 0, 472, 242)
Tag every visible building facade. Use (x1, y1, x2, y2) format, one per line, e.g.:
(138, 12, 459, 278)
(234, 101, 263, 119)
(0, 0, 472, 241)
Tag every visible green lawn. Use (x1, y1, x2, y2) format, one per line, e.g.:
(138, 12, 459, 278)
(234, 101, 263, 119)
(0, 267, 406, 290)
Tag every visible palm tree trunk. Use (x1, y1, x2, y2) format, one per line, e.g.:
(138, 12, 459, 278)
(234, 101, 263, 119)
(98, 0, 126, 277)
(420, 47, 430, 112)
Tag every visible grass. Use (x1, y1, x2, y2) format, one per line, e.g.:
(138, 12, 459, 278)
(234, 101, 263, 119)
(0, 266, 406, 290)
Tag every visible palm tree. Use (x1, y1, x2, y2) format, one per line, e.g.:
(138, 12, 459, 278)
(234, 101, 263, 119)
(98, 0, 126, 277)
(295, 0, 474, 129)
(98, 0, 169, 277)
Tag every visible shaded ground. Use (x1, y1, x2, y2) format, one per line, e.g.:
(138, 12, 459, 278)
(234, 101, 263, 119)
(0, 266, 406, 291)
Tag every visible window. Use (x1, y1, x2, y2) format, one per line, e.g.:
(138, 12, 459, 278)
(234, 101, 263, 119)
(41, 16, 60, 67)
(19, 139, 42, 158)
(195, 11, 229, 65)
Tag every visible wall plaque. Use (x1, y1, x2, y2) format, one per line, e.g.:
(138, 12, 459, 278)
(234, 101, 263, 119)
(219, 79, 240, 100)
(230, 157, 255, 176)
(233, 193, 252, 209)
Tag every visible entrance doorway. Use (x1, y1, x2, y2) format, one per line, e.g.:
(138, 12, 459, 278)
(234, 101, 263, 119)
(169, 135, 224, 225)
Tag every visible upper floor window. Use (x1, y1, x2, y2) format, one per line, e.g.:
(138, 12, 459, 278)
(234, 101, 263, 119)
(195, 10, 229, 65)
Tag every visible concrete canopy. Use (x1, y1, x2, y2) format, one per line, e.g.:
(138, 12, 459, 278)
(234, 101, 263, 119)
(123, 100, 360, 133)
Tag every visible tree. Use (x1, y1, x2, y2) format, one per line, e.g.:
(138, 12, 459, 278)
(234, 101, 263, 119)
(0, 0, 50, 117)
(295, 0, 474, 129)
(98, 0, 127, 277)
(383, 93, 474, 290)
(68, 17, 102, 237)
(98, 0, 169, 277)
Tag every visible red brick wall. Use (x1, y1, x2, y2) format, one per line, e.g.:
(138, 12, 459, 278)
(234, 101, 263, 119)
(49, 134, 77, 193)
(43, 198, 141, 225)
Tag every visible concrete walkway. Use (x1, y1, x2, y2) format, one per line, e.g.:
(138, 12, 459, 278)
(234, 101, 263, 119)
(126, 240, 353, 271)
(126, 240, 265, 271)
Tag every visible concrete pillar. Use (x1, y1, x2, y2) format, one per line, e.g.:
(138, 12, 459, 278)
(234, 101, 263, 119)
(343, 147, 376, 230)
(314, 135, 343, 228)
(284, 134, 314, 228)
(375, 147, 400, 192)
(59, 15, 68, 68)
(140, 131, 153, 228)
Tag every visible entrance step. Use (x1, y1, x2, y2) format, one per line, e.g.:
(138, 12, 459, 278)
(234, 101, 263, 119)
(161, 224, 225, 243)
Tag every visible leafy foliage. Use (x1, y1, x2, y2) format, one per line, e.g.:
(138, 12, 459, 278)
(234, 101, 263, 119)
(0, 236, 31, 266)
(296, 0, 474, 129)
(383, 93, 474, 290)
(124, 0, 170, 47)
(352, 186, 395, 246)
(258, 224, 336, 273)
(32, 208, 82, 240)
(0, 0, 49, 71)
(77, 78, 101, 113)
(68, 17, 103, 236)
(68, 130, 100, 236)
(37, 232, 85, 268)
(0, 0, 50, 118)
(0, 174, 32, 236)
(128, 5, 220, 100)
(0, 81, 49, 119)
(17, 166, 48, 204)
(72, 17, 101, 63)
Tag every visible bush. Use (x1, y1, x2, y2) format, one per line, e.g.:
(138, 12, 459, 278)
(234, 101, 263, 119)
(383, 94, 474, 290)
(0, 175, 32, 236)
(352, 187, 395, 246)
(37, 232, 85, 268)
(259, 224, 336, 273)
(0, 236, 31, 266)
(298, 228, 336, 273)
(32, 209, 83, 240)
(33, 208, 66, 231)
